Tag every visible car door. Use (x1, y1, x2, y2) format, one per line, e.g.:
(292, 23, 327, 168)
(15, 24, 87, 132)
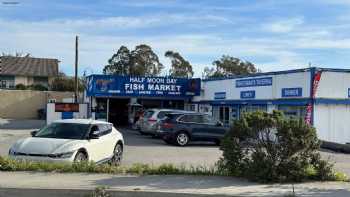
(86, 125, 105, 162)
(187, 115, 208, 140)
(97, 124, 116, 159)
(201, 115, 227, 139)
(86, 124, 113, 162)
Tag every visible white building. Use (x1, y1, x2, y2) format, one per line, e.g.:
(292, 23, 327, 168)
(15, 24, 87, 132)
(191, 67, 350, 144)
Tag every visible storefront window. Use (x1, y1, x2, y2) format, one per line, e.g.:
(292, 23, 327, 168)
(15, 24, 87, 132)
(240, 105, 267, 115)
(278, 105, 306, 119)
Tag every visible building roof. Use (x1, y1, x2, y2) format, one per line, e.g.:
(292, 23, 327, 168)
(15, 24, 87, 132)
(0, 56, 59, 77)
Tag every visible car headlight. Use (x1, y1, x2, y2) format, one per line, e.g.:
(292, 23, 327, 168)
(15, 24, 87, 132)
(50, 151, 75, 159)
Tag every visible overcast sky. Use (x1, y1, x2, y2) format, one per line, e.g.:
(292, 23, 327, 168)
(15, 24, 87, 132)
(1, 0, 350, 77)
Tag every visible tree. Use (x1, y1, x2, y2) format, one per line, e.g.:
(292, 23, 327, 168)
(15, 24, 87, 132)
(165, 50, 193, 78)
(50, 72, 84, 92)
(130, 44, 163, 76)
(103, 46, 131, 75)
(218, 111, 335, 183)
(103, 44, 164, 76)
(203, 55, 259, 79)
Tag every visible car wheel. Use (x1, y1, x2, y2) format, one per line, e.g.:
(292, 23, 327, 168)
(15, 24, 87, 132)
(175, 132, 190, 146)
(74, 151, 87, 163)
(110, 143, 123, 166)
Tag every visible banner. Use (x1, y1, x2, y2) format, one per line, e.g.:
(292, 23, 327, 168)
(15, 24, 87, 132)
(86, 75, 201, 98)
(305, 71, 322, 124)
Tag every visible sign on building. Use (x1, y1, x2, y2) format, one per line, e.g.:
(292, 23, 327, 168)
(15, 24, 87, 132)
(86, 75, 201, 98)
(236, 77, 272, 88)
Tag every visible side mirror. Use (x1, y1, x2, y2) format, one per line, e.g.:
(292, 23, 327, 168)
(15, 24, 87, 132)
(31, 130, 38, 137)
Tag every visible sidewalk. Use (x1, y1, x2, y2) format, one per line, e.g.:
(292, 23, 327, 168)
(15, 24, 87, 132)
(0, 172, 349, 197)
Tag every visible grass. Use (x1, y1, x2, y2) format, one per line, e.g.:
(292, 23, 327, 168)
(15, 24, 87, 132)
(0, 156, 347, 182)
(0, 156, 228, 176)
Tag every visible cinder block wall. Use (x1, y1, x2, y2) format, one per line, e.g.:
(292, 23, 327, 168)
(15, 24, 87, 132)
(0, 90, 75, 119)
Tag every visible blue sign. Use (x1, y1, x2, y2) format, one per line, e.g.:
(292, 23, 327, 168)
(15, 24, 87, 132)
(214, 92, 226, 100)
(240, 91, 255, 99)
(236, 77, 272, 88)
(282, 88, 302, 97)
(86, 75, 201, 98)
(62, 112, 73, 119)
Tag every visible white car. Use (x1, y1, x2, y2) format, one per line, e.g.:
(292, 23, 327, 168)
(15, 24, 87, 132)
(8, 119, 124, 165)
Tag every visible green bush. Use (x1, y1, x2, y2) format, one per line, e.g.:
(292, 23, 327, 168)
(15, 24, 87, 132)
(218, 110, 335, 183)
(27, 84, 48, 91)
(15, 83, 27, 90)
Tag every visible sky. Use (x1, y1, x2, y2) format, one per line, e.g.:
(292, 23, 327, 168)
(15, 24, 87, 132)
(1, 0, 350, 77)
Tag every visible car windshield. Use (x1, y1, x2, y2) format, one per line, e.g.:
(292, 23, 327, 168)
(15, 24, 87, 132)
(34, 123, 90, 140)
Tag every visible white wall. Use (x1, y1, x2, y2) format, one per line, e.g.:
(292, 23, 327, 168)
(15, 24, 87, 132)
(46, 103, 89, 125)
(193, 71, 311, 101)
(314, 104, 350, 144)
(316, 71, 350, 99)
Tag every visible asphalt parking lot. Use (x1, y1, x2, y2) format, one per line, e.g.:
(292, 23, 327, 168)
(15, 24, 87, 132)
(1, 119, 350, 176)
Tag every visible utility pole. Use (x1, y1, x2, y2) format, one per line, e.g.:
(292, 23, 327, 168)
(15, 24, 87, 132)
(74, 36, 79, 103)
(0, 56, 2, 74)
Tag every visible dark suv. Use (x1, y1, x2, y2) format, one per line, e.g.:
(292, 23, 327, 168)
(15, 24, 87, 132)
(157, 113, 229, 146)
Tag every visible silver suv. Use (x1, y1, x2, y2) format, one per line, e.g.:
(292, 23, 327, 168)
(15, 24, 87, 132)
(139, 108, 189, 135)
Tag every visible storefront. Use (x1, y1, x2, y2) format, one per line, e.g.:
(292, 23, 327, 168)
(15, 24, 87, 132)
(192, 67, 350, 144)
(85, 67, 350, 144)
(85, 75, 201, 126)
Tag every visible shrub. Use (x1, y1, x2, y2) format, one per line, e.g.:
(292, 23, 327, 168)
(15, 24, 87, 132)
(15, 83, 27, 90)
(218, 110, 335, 183)
(27, 84, 48, 91)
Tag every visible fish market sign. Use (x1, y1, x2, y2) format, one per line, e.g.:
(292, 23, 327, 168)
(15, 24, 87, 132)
(86, 75, 201, 98)
(236, 77, 272, 88)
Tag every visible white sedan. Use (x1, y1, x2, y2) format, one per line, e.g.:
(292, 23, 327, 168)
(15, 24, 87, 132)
(8, 119, 124, 165)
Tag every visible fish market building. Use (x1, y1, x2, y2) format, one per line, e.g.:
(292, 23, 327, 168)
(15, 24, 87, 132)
(85, 75, 201, 126)
(85, 67, 350, 144)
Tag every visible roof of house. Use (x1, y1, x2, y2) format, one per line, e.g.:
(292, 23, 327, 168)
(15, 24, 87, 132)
(0, 56, 59, 77)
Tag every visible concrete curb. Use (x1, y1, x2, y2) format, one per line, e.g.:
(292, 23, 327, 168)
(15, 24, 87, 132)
(0, 188, 234, 197)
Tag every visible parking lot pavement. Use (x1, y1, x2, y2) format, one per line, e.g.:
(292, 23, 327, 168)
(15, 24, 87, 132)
(1, 119, 350, 175)
(121, 128, 222, 167)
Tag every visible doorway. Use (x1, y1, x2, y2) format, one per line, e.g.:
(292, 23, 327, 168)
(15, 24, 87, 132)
(109, 98, 130, 126)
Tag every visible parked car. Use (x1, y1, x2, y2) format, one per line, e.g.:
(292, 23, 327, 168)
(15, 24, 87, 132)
(139, 108, 190, 135)
(157, 112, 229, 146)
(8, 119, 124, 165)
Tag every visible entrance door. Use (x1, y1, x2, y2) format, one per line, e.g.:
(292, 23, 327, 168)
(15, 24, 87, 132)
(109, 98, 130, 126)
(219, 106, 230, 125)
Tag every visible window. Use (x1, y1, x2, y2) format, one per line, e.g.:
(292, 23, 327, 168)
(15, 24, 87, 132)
(278, 105, 306, 119)
(144, 110, 155, 118)
(202, 115, 217, 125)
(35, 123, 90, 140)
(0, 76, 15, 89)
(157, 111, 172, 119)
(179, 114, 202, 123)
(240, 105, 267, 115)
(97, 124, 112, 136)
